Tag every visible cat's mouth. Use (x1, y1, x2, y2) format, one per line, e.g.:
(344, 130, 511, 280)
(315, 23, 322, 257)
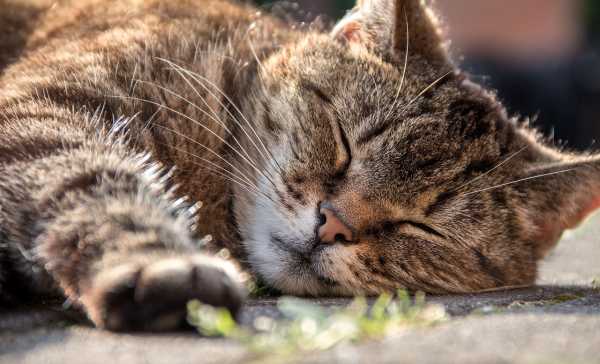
(270, 233, 318, 262)
(269, 233, 340, 288)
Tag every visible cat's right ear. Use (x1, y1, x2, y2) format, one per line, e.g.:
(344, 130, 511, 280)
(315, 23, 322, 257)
(332, 0, 449, 66)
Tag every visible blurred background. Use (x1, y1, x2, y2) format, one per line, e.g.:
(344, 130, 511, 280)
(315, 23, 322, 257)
(254, 0, 600, 151)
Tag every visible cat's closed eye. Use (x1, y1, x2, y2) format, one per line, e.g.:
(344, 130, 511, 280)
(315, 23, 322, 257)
(396, 221, 446, 239)
(369, 220, 445, 239)
(330, 119, 352, 177)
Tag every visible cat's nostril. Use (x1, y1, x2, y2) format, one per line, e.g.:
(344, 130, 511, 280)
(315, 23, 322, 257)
(318, 213, 327, 226)
(334, 233, 348, 243)
(318, 207, 354, 244)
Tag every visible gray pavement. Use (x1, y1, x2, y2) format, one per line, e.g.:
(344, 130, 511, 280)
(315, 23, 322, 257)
(1, 213, 600, 364)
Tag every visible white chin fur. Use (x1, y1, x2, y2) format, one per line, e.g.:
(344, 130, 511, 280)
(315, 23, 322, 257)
(243, 198, 320, 294)
(241, 175, 336, 295)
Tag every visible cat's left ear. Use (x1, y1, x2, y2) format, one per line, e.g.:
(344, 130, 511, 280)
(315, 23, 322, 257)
(332, 0, 449, 66)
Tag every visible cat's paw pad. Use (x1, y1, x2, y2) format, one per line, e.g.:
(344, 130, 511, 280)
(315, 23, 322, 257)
(81, 255, 246, 331)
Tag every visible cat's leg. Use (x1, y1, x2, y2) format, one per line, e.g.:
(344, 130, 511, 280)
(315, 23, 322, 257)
(0, 117, 245, 330)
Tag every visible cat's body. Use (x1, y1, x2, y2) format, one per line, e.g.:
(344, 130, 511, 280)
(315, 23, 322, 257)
(1, 0, 599, 331)
(0, 0, 276, 326)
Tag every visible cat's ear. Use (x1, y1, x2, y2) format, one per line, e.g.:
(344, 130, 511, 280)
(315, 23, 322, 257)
(332, 0, 449, 66)
(514, 146, 600, 257)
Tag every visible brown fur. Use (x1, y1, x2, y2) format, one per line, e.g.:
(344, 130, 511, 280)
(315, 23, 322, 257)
(1, 0, 598, 330)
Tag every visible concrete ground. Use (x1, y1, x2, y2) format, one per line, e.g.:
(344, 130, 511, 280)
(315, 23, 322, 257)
(1, 214, 600, 364)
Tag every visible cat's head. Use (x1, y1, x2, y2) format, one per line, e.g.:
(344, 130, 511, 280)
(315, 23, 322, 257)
(235, 0, 600, 295)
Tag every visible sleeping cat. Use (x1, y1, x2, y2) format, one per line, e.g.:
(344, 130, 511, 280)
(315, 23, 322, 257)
(0, 0, 598, 331)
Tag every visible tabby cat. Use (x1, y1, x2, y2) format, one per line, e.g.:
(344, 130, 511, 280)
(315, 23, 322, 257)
(0, 0, 598, 331)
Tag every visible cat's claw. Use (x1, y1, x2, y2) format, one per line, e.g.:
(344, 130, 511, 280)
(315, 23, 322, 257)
(81, 255, 246, 331)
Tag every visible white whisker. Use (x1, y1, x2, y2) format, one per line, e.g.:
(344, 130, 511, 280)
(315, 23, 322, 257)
(149, 68, 257, 166)
(153, 124, 257, 187)
(157, 58, 286, 179)
(146, 67, 266, 176)
(386, 7, 410, 120)
(463, 168, 576, 196)
(453, 146, 529, 192)
(191, 162, 264, 202)
(406, 70, 453, 107)
(158, 141, 260, 191)
(247, 36, 266, 75)
(135, 78, 247, 157)
(159, 59, 276, 177)
(167, 145, 276, 203)
(106, 93, 278, 189)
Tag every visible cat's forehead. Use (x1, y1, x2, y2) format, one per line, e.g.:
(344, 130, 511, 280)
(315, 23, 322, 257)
(286, 39, 455, 117)
(278, 35, 438, 94)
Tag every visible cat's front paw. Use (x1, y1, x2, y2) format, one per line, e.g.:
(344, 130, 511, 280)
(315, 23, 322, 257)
(80, 254, 246, 331)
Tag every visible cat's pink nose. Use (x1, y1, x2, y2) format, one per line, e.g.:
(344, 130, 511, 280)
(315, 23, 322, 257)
(318, 207, 354, 244)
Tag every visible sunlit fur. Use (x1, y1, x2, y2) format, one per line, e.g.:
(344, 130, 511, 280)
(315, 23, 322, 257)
(1, 0, 599, 330)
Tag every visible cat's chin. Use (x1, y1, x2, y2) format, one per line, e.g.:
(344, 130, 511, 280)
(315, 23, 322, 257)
(244, 235, 357, 297)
